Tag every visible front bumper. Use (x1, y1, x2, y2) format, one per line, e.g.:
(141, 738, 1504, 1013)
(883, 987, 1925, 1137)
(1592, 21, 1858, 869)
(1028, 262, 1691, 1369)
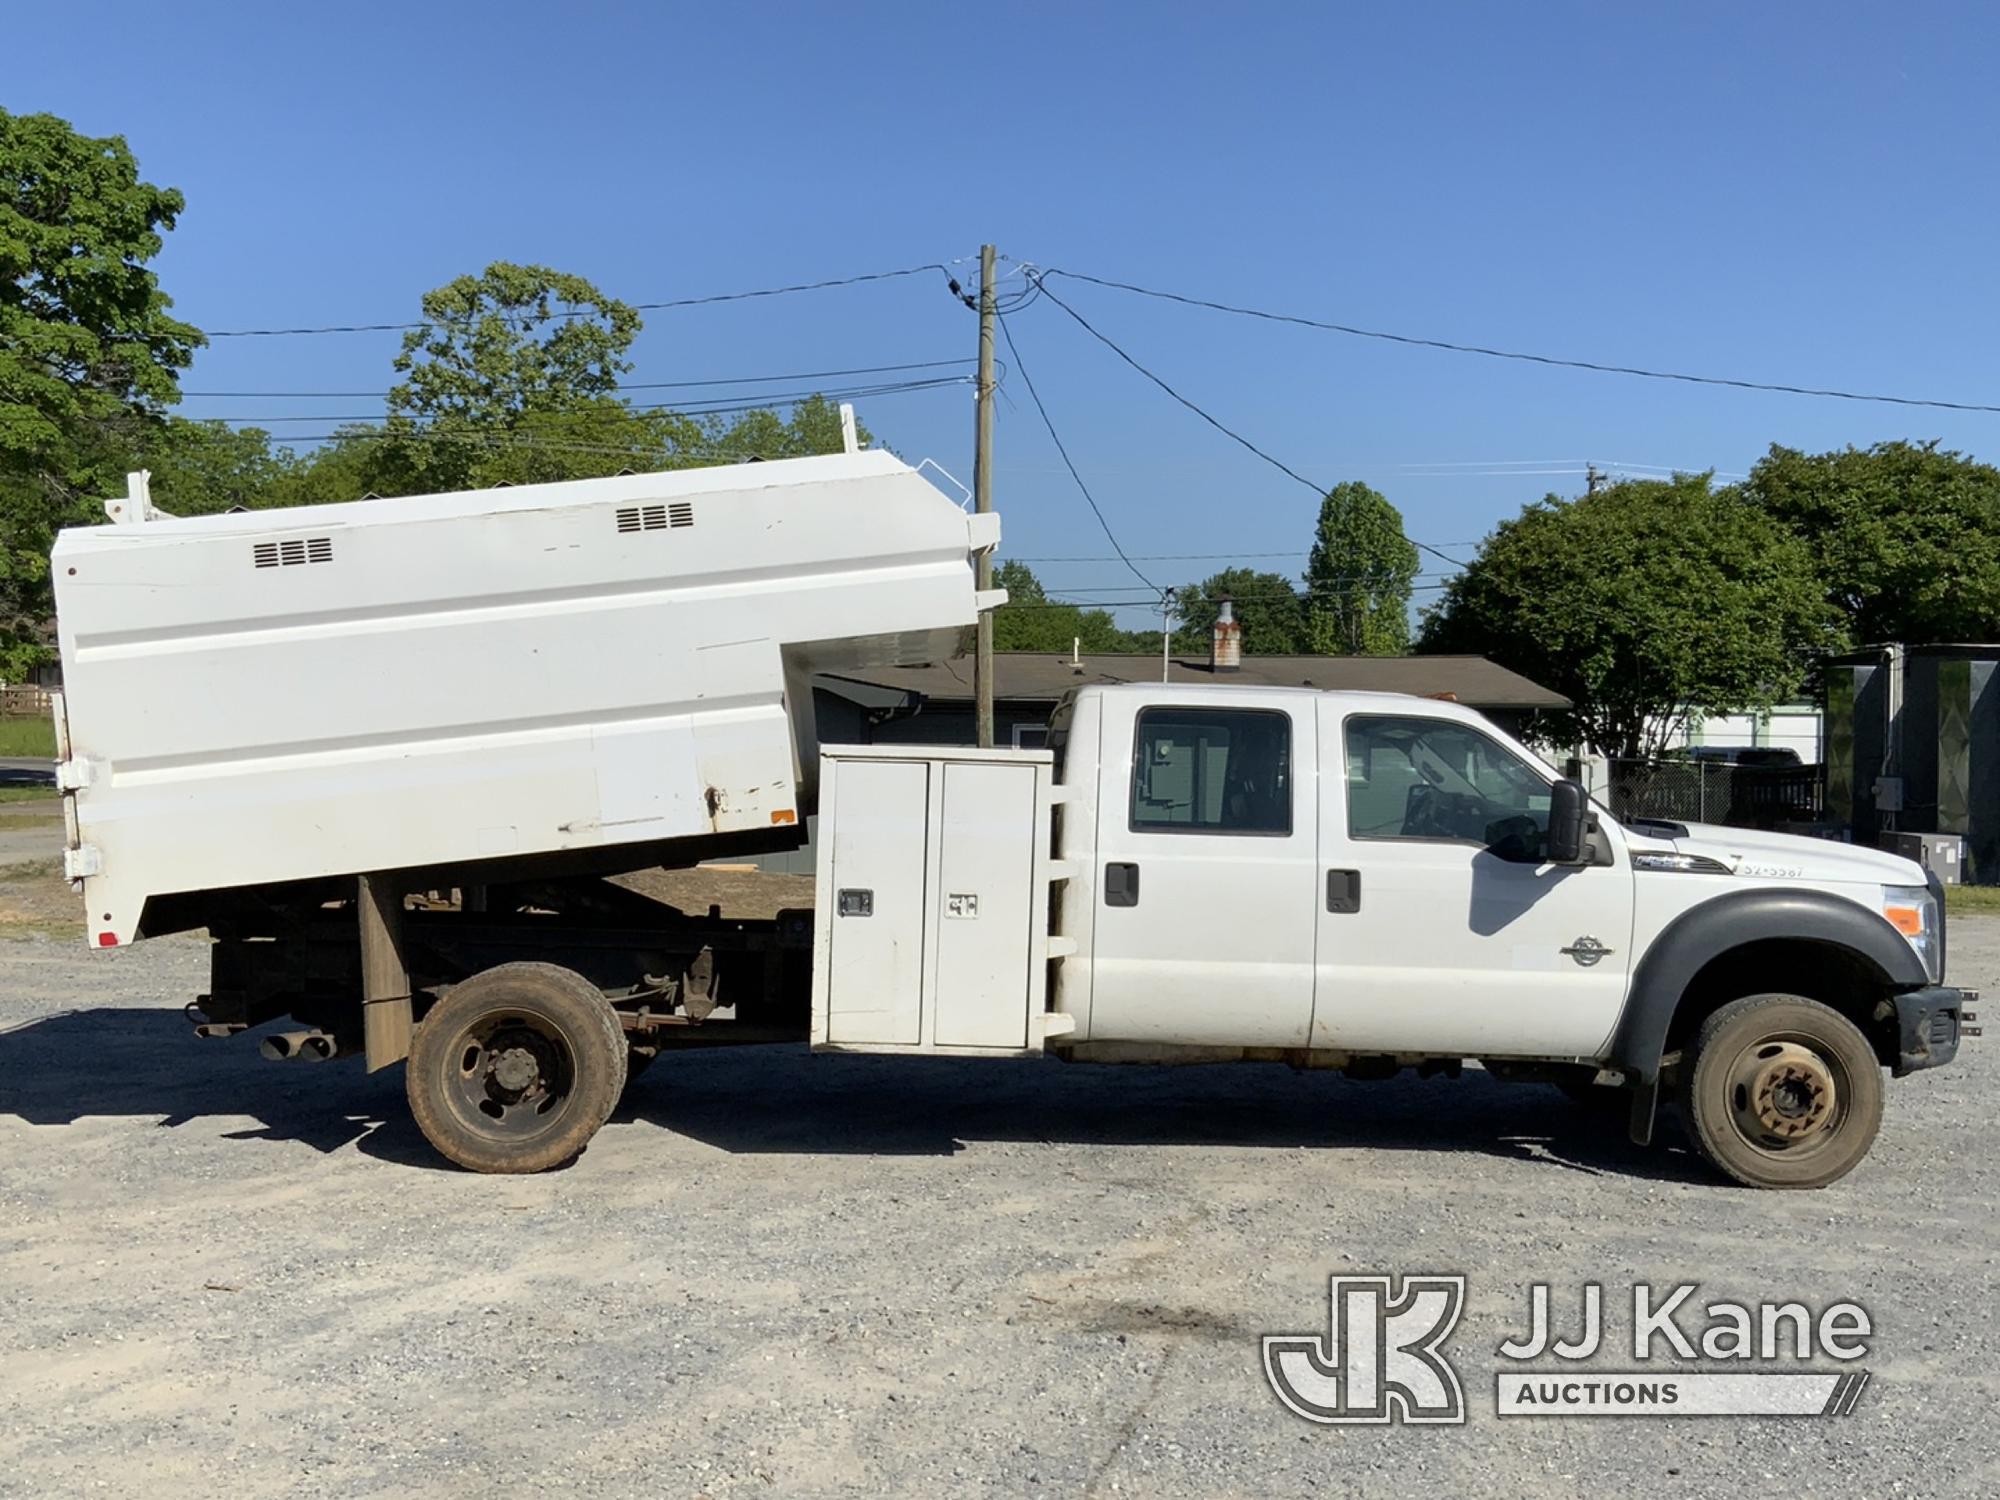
(1890, 987, 1980, 1076)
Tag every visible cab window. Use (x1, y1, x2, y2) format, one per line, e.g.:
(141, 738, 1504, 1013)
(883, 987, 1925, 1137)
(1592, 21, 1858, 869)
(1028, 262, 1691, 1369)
(1345, 714, 1552, 858)
(1130, 707, 1291, 834)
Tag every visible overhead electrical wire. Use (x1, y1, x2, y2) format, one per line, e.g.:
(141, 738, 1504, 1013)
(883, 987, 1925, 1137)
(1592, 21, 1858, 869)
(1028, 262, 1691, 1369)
(1039, 268, 2000, 417)
(994, 308, 1159, 594)
(1011, 543, 1486, 562)
(195, 374, 973, 426)
(1014, 582, 1456, 611)
(1039, 575, 1455, 594)
(1028, 274, 1469, 572)
(177, 427, 819, 464)
(180, 357, 974, 399)
(200, 264, 958, 338)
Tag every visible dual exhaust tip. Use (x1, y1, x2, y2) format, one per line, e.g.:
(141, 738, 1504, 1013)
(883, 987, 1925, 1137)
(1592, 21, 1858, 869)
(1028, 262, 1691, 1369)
(258, 1030, 340, 1063)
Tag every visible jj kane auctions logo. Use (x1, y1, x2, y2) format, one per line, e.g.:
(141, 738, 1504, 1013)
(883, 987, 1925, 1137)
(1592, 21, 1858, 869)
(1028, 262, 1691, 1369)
(1264, 1276, 1874, 1423)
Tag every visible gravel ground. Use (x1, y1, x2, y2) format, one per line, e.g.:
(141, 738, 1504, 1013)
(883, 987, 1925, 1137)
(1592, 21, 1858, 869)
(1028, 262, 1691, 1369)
(0, 860, 1995, 1498)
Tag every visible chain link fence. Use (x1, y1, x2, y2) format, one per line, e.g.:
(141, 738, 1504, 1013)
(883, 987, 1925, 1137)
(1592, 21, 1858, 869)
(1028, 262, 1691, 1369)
(1605, 758, 1824, 829)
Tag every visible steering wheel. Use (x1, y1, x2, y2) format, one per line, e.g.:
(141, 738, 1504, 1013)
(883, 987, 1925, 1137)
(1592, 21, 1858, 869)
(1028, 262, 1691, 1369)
(1484, 812, 1543, 861)
(1404, 783, 1450, 838)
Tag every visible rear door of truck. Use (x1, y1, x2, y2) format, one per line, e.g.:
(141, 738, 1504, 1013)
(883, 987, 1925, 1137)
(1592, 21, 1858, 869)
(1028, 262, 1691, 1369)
(1086, 693, 1318, 1046)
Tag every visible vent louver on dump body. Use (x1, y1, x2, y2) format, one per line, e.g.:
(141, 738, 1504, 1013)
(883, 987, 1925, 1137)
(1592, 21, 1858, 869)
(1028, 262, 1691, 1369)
(253, 537, 334, 569)
(615, 502, 696, 533)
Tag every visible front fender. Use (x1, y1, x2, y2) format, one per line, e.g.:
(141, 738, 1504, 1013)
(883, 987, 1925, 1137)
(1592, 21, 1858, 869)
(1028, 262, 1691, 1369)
(1606, 886, 1926, 1088)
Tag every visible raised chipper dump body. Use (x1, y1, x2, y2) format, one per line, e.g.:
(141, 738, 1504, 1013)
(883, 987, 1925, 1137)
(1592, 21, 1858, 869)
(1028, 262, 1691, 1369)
(52, 451, 1001, 946)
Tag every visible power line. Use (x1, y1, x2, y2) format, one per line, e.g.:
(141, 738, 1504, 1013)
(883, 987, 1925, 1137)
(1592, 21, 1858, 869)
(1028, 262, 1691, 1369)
(1045, 576, 1454, 597)
(201, 264, 956, 338)
(194, 375, 972, 426)
(1042, 268, 2000, 417)
(1017, 549, 1311, 563)
(180, 357, 973, 399)
(178, 426, 819, 463)
(1011, 545, 1485, 562)
(1015, 583, 1455, 610)
(994, 308, 1158, 594)
(1030, 275, 1467, 571)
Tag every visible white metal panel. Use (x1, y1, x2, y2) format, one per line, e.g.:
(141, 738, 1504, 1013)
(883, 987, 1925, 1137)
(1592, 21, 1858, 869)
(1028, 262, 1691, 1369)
(933, 761, 1037, 1048)
(1084, 690, 1320, 1048)
(823, 758, 929, 1045)
(1310, 695, 1636, 1058)
(51, 451, 993, 945)
(813, 744, 1057, 1057)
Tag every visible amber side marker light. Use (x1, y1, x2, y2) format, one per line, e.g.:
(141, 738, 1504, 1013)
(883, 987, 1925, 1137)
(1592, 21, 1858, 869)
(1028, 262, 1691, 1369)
(1884, 905, 1926, 937)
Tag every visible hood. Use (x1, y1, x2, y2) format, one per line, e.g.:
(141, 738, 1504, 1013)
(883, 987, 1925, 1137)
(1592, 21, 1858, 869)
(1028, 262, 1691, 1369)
(1621, 820, 1926, 887)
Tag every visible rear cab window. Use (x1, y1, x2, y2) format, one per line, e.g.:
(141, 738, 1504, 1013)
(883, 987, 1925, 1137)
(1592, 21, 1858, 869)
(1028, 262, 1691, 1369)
(1129, 706, 1291, 835)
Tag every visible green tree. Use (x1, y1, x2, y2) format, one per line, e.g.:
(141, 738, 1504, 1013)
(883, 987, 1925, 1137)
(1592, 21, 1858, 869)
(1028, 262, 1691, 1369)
(340, 264, 867, 497)
(707, 394, 872, 462)
(0, 109, 202, 674)
(1171, 568, 1308, 654)
(282, 425, 402, 505)
(989, 560, 1142, 652)
(1743, 440, 2000, 645)
(1306, 480, 1420, 654)
(1419, 474, 1832, 758)
(144, 419, 295, 515)
(372, 261, 674, 493)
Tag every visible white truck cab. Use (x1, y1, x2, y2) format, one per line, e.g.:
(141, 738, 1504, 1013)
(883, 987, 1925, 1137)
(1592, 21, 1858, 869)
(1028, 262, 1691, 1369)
(812, 682, 1974, 1190)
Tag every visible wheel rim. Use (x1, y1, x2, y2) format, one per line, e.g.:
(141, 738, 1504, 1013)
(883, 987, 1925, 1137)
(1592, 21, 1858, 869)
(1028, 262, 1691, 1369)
(438, 1008, 580, 1143)
(1722, 1034, 1849, 1159)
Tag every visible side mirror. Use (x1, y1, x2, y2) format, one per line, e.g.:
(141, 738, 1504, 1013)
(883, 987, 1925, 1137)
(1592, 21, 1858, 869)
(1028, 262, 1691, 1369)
(1547, 778, 1590, 866)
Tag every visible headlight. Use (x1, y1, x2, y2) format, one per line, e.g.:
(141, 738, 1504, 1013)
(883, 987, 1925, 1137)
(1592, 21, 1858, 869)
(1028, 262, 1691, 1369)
(1882, 884, 1942, 984)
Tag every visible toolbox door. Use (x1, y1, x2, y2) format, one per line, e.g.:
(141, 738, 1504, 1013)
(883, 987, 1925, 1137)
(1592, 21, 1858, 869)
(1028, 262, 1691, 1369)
(822, 758, 929, 1045)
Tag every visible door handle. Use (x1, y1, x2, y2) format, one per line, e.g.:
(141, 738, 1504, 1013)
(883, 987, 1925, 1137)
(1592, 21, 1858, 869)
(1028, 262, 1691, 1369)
(1105, 862, 1140, 907)
(1326, 869, 1361, 914)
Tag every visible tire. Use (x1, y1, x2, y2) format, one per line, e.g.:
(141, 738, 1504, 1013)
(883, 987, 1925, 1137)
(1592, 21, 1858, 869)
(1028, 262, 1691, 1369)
(1682, 993, 1883, 1190)
(406, 962, 628, 1173)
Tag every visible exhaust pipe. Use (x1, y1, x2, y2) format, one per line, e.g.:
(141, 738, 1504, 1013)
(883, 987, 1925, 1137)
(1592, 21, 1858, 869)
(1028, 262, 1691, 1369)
(260, 1030, 340, 1062)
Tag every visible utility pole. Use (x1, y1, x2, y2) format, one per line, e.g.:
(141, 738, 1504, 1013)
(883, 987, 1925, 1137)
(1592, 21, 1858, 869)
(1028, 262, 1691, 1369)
(1585, 463, 1606, 496)
(1159, 589, 1177, 684)
(973, 244, 998, 748)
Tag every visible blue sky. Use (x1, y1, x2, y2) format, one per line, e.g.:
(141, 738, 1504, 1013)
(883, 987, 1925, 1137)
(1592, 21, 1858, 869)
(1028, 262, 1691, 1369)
(12, 2, 1999, 620)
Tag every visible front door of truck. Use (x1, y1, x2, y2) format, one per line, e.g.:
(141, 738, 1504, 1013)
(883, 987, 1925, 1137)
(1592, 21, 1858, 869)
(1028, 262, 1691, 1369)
(1088, 695, 1319, 1047)
(1311, 704, 1634, 1058)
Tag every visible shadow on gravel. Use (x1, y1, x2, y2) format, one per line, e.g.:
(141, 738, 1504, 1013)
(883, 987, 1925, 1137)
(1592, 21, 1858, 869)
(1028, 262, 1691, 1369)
(0, 1007, 446, 1169)
(0, 1006, 1712, 1183)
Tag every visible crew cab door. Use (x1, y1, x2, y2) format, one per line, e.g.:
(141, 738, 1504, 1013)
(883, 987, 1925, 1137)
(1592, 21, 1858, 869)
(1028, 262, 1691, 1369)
(1311, 704, 1634, 1058)
(1088, 695, 1318, 1046)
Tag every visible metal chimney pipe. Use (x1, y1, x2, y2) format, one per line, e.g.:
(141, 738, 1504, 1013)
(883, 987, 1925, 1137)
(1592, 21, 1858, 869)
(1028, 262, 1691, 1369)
(1211, 599, 1242, 672)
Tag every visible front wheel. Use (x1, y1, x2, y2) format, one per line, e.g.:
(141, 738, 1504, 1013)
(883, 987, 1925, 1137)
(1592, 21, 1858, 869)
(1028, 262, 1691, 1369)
(407, 963, 627, 1173)
(1682, 993, 1883, 1190)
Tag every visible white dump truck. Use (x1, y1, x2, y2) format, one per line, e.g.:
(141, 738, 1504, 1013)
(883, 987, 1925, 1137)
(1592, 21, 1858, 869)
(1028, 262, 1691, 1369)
(51, 454, 1975, 1186)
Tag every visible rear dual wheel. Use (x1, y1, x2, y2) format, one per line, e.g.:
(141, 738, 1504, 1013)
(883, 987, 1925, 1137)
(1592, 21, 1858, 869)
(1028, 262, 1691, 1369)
(407, 963, 627, 1173)
(1682, 993, 1883, 1190)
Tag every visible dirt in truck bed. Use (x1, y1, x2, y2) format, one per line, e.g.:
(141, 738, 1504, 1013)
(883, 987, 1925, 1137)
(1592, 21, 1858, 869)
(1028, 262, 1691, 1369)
(614, 865, 814, 921)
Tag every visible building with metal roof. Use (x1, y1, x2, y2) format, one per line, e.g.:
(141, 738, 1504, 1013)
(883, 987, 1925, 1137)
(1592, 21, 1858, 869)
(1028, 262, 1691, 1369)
(813, 651, 1568, 752)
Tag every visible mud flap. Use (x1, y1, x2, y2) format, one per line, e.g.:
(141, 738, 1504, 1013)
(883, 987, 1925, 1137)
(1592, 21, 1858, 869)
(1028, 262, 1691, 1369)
(1627, 1075, 1660, 1147)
